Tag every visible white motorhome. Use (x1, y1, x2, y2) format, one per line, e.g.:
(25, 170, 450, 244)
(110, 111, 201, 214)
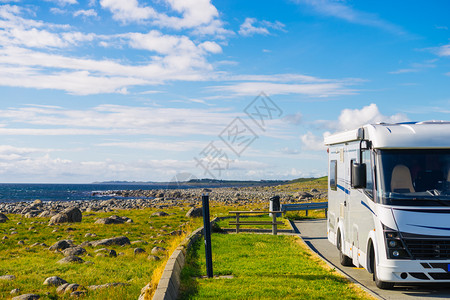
(324, 121, 450, 289)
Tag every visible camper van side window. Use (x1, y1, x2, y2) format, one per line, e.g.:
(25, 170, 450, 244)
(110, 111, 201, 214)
(362, 150, 373, 199)
(330, 160, 337, 191)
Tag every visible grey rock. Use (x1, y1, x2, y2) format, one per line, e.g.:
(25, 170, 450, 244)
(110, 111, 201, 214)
(151, 246, 167, 254)
(0, 275, 16, 281)
(80, 241, 92, 247)
(62, 247, 86, 257)
(37, 210, 55, 218)
(134, 248, 146, 255)
(185, 207, 202, 218)
(24, 211, 41, 218)
(169, 230, 184, 236)
(0, 212, 9, 223)
(94, 215, 131, 224)
(49, 240, 73, 251)
(43, 276, 67, 286)
(131, 240, 148, 245)
(12, 294, 40, 300)
(297, 191, 313, 199)
(56, 283, 70, 294)
(49, 207, 82, 224)
(10, 288, 20, 295)
(151, 211, 168, 217)
(56, 283, 81, 295)
(49, 213, 68, 224)
(57, 255, 84, 264)
(70, 291, 86, 297)
(87, 282, 128, 290)
(62, 207, 82, 222)
(94, 248, 117, 257)
(147, 255, 160, 261)
(91, 236, 130, 247)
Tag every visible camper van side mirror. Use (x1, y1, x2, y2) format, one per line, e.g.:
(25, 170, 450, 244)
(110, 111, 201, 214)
(352, 163, 367, 189)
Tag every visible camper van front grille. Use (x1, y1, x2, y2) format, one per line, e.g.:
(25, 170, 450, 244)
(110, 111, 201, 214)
(403, 238, 450, 259)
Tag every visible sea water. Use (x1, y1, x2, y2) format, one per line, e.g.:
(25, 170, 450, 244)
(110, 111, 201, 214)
(0, 183, 168, 203)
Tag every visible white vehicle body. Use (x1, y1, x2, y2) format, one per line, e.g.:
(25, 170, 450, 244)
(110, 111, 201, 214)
(325, 121, 450, 288)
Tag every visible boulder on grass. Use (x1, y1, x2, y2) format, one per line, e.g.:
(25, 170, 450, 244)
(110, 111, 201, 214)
(63, 207, 82, 222)
(91, 236, 130, 247)
(49, 240, 73, 251)
(185, 207, 202, 218)
(0, 213, 9, 223)
(57, 255, 84, 264)
(43, 276, 67, 287)
(62, 246, 86, 257)
(12, 294, 40, 300)
(48, 207, 82, 224)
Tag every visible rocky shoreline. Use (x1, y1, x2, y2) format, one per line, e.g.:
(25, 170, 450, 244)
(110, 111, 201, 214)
(0, 186, 327, 216)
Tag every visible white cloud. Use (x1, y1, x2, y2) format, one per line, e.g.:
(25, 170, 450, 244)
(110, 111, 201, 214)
(0, 43, 215, 94)
(301, 104, 409, 151)
(296, 0, 406, 35)
(239, 18, 285, 36)
(50, 7, 67, 15)
(99, 0, 231, 37)
(44, 0, 78, 6)
(389, 68, 418, 74)
(300, 131, 330, 150)
(156, 0, 219, 28)
(0, 150, 198, 182)
(99, 0, 156, 23)
(239, 18, 269, 36)
(211, 81, 357, 97)
(0, 5, 223, 94)
(337, 103, 409, 130)
(435, 44, 450, 57)
(0, 104, 239, 136)
(73, 9, 98, 18)
(97, 140, 203, 152)
(283, 113, 303, 125)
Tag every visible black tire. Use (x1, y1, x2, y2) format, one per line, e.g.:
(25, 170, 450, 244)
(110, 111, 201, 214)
(372, 250, 395, 289)
(337, 231, 353, 267)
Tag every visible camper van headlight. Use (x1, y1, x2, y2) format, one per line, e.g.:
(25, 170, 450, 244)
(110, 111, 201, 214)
(388, 240, 398, 248)
(383, 225, 410, 259)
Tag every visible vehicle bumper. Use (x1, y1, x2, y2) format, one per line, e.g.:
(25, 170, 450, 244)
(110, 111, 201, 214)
(378, 260, 450, 282)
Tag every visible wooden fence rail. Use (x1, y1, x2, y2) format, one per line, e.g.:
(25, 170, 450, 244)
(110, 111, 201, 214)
(281, 202, 328, 217)
(228, 211, 283, 235)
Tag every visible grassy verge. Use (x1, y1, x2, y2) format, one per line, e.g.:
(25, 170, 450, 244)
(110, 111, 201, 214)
(285, 208, 327, 220)
(0, 207, 202, 299)
(179, 233, 373, 300)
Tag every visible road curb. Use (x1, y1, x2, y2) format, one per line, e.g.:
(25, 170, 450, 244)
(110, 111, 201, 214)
(138, 217, 220, 300)
(288, 219, 384, 300)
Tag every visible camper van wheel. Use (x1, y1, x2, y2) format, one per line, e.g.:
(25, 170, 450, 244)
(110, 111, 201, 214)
(372, 249, 395, 289)
(337, 231, 353, 267)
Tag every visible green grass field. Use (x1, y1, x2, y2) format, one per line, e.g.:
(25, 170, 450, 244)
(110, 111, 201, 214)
(0, 207, 202, 299)
(179, 233, 371, 300)
(0, 176, 332, 299)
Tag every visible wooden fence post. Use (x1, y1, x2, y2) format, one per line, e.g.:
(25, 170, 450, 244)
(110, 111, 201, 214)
(272, 212, 277, 235)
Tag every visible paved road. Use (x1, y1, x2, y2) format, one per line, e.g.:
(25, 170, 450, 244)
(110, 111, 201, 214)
(292, 219, 450, 300)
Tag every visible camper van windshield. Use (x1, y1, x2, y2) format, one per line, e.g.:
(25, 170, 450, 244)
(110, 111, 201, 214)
(377, 149, 450, 206)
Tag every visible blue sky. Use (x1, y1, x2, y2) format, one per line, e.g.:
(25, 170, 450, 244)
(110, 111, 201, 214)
(0, 0, 449, 183)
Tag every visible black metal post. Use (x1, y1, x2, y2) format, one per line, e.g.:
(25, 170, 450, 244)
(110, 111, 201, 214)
(202, 193, 213, 278)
